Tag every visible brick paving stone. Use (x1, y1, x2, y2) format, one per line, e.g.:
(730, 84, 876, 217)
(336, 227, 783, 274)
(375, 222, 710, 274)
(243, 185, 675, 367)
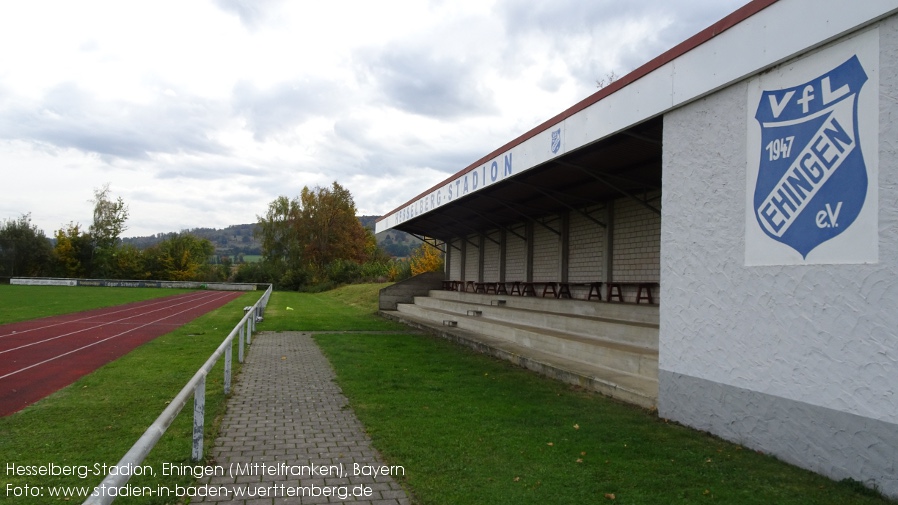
(193, 332, 411, 504)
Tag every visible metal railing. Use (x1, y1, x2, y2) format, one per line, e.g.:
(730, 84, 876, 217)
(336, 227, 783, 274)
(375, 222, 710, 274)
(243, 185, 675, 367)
(82, 285, 273, 505)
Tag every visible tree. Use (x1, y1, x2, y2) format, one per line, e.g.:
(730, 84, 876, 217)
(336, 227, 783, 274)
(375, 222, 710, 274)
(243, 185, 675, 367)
(297, 182, 368, 270)
(256, 195, 302, 268)
(89, 184, 129, 278)
(111, 243, 147, 280)
(144, 233, 214, 281)
(0, 214, 53, 277)
(256, 182, 371, 288)
(53, 222, 93, 278)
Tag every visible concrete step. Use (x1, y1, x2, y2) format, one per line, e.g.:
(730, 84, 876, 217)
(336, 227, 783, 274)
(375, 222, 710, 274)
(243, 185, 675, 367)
(428, 289, 659, 325)
(380, 309, 658, 409)
(396, 303, 658, 379)
(412, 296, 658, 350)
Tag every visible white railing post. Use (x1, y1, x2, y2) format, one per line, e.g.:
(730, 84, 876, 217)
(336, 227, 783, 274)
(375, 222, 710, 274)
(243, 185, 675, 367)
(192, 375, 205, 462)
(224, 345, 232, 395)
(238, 325, 245, 363)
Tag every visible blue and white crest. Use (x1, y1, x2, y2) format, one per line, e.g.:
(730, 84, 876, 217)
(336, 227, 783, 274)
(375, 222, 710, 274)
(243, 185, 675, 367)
(753, 56, 869, 259)
(551, 128, 561, 154)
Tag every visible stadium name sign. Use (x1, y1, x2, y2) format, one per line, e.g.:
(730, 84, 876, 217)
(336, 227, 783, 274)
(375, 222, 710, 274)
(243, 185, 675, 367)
(376, 123, 573, 234)
(387, 152, 515, 231)
(745, 28, 879, 265)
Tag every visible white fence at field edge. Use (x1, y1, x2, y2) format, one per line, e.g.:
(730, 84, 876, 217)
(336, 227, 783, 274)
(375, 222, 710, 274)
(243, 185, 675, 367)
(10, 277, 260, 291)
(81, 284, 273, 505)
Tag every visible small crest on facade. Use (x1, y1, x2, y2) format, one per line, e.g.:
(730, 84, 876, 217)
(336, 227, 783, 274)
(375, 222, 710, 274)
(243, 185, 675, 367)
(752, 56, 868, 259)
(551, 128, 561, 154)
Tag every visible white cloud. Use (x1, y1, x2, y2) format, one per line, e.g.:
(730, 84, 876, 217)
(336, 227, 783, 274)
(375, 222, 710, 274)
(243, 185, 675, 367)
(0, 0, 749, 237)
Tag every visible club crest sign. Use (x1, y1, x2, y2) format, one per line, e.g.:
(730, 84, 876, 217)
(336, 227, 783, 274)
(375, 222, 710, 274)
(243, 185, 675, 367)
(551, 128, 562, 154)
(746, 31, 878, 265)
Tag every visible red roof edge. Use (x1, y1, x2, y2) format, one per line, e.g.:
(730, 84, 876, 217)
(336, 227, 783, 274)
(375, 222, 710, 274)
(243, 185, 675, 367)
(377, 0, 779, 223)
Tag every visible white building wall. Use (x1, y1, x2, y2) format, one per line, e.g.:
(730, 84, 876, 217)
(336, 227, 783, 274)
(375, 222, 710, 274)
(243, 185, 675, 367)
(483, 230, 501, 282)
(505, 224, 527, 282)
(611, 194, 662, 303)
(612, 194, 661, 282)
(568, 206, 604, 282)
(659, 21, 897, 497)
(464, 235, 480, 282)
(448, 239, 462, 281)
(532, 217, 560, 282)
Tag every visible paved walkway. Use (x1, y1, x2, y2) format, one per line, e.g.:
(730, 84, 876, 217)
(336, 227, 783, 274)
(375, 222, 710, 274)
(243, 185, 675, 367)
(194, 331, 411, 504)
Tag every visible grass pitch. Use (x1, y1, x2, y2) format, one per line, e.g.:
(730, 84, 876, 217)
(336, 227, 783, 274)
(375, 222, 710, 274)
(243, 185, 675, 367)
(0, 284, 193, 324)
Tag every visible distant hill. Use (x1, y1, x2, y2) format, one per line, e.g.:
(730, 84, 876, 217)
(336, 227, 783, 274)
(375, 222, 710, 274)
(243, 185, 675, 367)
(122, 216, 421, 259)
(122, 223, 261, 258)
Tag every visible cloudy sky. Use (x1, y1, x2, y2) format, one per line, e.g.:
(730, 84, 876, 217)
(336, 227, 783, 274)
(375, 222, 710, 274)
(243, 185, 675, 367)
(0, 0, 749, 238)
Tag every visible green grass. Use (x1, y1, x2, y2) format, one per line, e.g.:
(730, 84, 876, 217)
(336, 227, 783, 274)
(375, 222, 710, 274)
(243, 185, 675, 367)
(315, 333, 894, 504)
(0, 287, 261, 504)
(0, 285, 193, 324)
(261, 283, 407, 332)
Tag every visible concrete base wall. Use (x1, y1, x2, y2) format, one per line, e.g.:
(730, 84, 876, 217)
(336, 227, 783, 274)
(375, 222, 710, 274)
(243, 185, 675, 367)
(378, 271, 445, 310)
(660, 371, 898, 496)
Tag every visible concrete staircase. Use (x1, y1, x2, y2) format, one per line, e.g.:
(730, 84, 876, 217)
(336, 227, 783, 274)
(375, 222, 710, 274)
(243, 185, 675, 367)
(379, 289, 659, 409)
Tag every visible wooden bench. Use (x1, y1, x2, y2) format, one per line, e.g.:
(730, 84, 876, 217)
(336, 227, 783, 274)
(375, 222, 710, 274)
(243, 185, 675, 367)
(587, 282, 603, 301)
(605, 282, 659, 304)
(501, 281, 575, 299)
(557, 283, 572, 299)
(443, 280, 465, 291)
(540, 282, 558, 298)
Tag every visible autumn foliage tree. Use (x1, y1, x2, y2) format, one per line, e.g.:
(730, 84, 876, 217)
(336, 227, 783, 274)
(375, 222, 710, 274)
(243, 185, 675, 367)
(297, 183, 369, 270)
(409, 241, 444, 276)
(254, 182, 372, 289)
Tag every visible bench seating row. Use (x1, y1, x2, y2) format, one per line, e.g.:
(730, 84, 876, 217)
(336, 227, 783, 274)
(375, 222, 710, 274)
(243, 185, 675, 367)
(441, 280, 659, 304)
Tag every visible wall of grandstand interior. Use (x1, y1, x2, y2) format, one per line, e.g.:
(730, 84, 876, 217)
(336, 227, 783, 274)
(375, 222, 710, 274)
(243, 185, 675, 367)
(443, 193, 661, 304)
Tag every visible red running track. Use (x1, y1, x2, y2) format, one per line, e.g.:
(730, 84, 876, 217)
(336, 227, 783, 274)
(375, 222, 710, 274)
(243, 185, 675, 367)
(0, 290, 244, 416)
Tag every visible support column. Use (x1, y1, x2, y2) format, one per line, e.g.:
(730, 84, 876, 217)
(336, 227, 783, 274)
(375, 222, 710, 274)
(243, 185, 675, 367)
(478, 234, 485, 282)
(460, 239, 467, 282)
(604, 201, 614, 283)
(561, 212, 570, 283)
(445, 238, 452, 278)
(499, 229, 507, 283)
(525, 220, 534, 282)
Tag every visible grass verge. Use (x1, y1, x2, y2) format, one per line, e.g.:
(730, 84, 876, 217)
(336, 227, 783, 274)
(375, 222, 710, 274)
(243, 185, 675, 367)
(0, 288, 260, 504)
(281, 284, 893, 505)
(262, 283, 407, 332)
